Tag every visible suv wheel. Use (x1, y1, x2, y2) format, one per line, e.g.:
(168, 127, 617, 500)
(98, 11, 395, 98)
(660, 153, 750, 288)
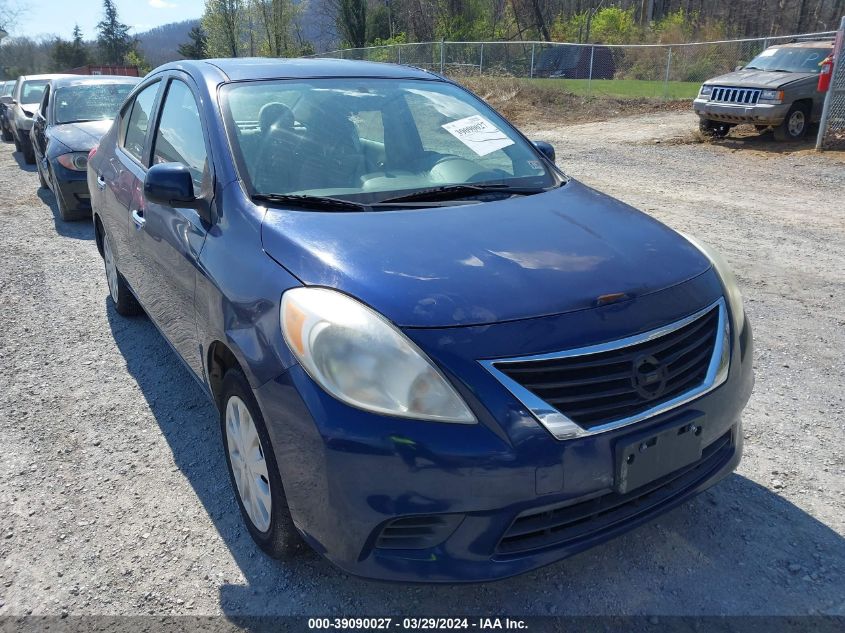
(1, 124, 11, 142)
(220, 369, 302, 559)
(774, 103, 809, 142)
(699, 119, 732, 138)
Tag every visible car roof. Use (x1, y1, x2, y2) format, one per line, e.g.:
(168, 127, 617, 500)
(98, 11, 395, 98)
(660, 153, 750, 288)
(154, 57, 440, 83)
(49, 75, 142, 89)
(18, 73, 77, 81)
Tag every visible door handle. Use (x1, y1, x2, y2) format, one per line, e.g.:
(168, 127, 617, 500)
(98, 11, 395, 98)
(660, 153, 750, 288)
(131, 208, 146, 229)
(96, 175, 106, 191)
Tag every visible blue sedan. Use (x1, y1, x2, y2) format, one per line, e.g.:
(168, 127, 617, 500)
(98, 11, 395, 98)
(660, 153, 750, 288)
(88, 58, 753, 582)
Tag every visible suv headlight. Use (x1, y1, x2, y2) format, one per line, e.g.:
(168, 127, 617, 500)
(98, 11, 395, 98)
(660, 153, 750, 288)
(681, 233, 745, 334)
(699, 85, 713, 97)
(758, 89, 784, 104)
(281, 287, 476, 423)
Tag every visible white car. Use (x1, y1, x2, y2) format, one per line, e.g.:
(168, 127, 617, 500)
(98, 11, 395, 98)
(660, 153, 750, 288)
(8, 73, 74, 163)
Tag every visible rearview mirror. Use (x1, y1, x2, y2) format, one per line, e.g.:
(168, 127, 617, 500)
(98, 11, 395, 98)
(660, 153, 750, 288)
(144, 163, 210, 222)
(532, 140, 556, 164)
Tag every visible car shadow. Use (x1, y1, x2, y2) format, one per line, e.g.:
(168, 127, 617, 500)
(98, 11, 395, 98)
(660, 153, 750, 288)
(12, 150, 37, 172)
(37, 188, 94, 241)
(105, 302, 845, 618)
(711, 125, 821, 154)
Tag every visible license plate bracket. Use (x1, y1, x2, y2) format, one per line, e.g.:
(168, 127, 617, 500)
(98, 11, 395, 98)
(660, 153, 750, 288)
(615, 418, 705, 494)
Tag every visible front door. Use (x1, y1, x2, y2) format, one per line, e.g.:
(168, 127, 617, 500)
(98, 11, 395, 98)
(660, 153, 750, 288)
(132, 76, 211, 378)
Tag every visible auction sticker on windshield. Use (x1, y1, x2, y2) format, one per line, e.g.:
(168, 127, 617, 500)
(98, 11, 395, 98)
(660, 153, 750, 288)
(441, 115, 515, 156)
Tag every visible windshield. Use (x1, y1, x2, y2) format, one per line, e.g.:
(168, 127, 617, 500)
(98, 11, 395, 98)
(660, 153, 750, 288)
(221, 78, 557, 204)
(54, 83, 136, 124)
(21, 80, 49, 104)
(745, 46, 829, 73)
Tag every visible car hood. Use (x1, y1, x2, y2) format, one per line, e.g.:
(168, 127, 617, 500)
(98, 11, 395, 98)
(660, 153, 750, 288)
(704, 69, 816, 89)
(260, 180, 712, 328)
(49, 120, 112, 152)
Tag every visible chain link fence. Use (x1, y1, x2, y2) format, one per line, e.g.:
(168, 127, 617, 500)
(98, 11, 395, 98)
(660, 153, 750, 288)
(314, 31, 837, 100)
(816, 18, 845, 149)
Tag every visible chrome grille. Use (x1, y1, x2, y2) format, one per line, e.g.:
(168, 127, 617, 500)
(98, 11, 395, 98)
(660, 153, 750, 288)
(709, 86, 761, 104)
(481, 299, 729, 440)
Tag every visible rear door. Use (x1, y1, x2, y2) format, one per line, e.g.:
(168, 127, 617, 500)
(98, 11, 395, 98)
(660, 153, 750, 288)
(130, 74, 211, 377)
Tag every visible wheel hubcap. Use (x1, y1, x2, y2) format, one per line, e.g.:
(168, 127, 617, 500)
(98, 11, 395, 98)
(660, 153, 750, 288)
(788, 111, 805, 136)
(225, 396, 272, 533)
(102, 231, 119, 304)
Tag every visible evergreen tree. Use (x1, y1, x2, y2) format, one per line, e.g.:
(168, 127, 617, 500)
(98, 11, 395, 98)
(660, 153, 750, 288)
(177, 25, 208, 59)
(97, 0, 133, 65)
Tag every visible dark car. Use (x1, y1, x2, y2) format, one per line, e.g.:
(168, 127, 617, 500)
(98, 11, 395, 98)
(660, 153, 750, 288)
(31, 75, 140, 220)
(0, 80, 15, 141)
(536, 44, 615, 79)
(88, 58, 753, 583)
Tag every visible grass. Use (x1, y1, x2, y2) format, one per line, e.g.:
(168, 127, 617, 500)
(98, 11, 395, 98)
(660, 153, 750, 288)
(456, 75, 695, 126)
(524, 77, 701, 100)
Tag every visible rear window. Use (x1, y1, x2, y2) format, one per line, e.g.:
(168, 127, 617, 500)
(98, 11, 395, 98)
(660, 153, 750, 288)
(21, 80, 49, 104)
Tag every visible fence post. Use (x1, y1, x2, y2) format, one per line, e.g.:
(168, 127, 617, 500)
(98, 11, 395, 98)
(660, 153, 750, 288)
(530, 43, 535, 78)
(479, 43, 484, 74)
(397, 45, 401, 64)
(440, 41, 445, 74)
(816, 16, 845, 149)
(587, 45, 595, 96)
(663, 46, 673, 99)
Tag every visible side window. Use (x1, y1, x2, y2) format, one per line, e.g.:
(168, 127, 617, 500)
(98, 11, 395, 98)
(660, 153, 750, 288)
(122, 82, 160, 163)
(152, 80, 208, 188)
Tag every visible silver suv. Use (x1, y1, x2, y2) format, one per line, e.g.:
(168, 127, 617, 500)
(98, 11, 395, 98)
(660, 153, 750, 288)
(8, 73, 74, 163)
(693, 40, 833, 141)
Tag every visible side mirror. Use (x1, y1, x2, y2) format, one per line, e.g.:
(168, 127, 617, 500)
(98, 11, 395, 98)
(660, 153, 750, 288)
(735, 65, 743, 72)
(532, 140, 556, 163)
(144, 163, 210, 222)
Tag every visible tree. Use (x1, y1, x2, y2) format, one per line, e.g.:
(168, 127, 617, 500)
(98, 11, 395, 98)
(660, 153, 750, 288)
(177, 25, 208, 58)
(253, 0, 296, 57)
(124, 49, 151, 75)
(52, 26, 91, 69)
(203, 0, 244, 57)
(338, 0, 367, 47)
(97, 0, 133, 64)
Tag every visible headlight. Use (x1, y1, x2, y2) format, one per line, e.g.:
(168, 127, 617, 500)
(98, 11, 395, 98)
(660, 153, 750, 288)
(681, 233, 745, 334)
(699, 85, 713, 97)
(57, 152, 89, 171)
(281, 287, 476, 423)
(759, 89, 784, 103)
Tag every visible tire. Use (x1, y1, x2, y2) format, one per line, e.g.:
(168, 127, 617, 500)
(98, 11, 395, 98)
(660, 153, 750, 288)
(13, 132, 21, 152)
(699, 119, 732, 138)
(220, 368, 302, 559)
(23, 143, 35, 164)
(1, 125, 12, 142)
(101, 224, 141, 316)
(774, 103, 810, 142)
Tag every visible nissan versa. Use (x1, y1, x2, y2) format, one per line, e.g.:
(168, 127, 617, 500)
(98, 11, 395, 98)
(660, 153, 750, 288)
(88, 58, 753, 582)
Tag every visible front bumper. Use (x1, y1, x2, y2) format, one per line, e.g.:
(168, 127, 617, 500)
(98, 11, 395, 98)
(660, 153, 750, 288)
(253, 279, 754, 583)
(693, 98, 790, 125)
(50, 161, 92, 212)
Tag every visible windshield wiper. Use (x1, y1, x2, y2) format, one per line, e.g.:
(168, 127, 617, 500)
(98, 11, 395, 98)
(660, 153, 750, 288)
(251, 193, 367, 212)
(379, 183, 547, 204)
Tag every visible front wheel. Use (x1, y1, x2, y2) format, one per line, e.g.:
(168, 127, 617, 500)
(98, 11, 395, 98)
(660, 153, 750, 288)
(1, 124, 12, 142)
(699, 119, 732, 138)
(774, 103, 809, 141)
(101, 225, 141, 316)
(220, 369, 302, 559)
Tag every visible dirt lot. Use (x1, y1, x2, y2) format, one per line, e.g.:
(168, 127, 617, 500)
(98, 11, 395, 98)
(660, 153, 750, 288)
(0, 111, 843, 619)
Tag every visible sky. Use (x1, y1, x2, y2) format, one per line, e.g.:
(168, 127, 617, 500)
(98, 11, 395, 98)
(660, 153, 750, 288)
(9, 0, 206, 40)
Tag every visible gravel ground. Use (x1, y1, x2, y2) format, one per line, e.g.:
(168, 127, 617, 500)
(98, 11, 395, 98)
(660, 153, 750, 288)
(0, 112, 843, 619)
